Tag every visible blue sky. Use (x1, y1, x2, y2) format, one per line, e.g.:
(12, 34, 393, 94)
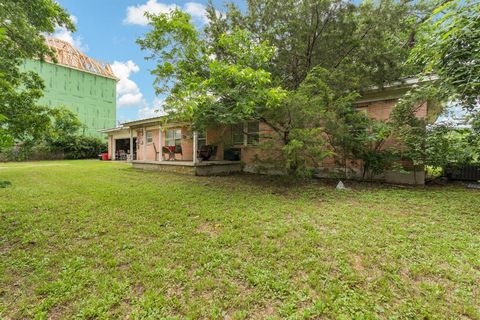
(55, 0, 241, 125)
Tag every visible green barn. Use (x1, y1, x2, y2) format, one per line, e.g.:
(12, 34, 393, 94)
(22, 38, 117, 137)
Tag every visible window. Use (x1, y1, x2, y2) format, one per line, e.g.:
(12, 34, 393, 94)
(166, 129, 182, 146)
(198, 131, 206, 149)
(231, 121, 260, 145)
(146, 131, 153, 144)
(231, 123, 244, 145)
(247, 121, 260, 144)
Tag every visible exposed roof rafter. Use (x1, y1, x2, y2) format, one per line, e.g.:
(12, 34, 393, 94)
(45, 38, 118, 81)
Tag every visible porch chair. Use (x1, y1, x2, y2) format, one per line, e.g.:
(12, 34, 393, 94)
(197, 145, 218, 161)
(118, 149, 127, 160)
(162, 146, 175, 160)
(174, 145, 183, 159)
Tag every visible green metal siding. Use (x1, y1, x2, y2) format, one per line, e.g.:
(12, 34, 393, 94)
(22, 60, 116, 137)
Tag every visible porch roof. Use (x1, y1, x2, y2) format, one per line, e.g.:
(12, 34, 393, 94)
(357, 75, 438, 104)
(121, 116, 190, 129)
(98, 126, 127, 133)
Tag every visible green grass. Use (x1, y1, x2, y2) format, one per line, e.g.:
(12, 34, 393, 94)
(0, 160, 479, 319)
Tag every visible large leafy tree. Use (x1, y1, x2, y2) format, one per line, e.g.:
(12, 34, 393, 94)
(139, 9, 398, 176)
(410, 0, 480, 110)
(137, 11, 286, 130)
(205, 0, 433, 91)
(0, 0, 74, 150)
(391, 0, 480, 171)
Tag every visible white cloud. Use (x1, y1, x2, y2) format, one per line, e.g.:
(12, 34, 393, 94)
(111, 60, 145, 108)
(138, 98, 166, 119)
(184, 2, 209, 24)
(52, 15, 88, 52)
(124, 0, 208, 26)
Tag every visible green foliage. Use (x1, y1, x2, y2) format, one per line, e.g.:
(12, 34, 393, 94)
(282, 128, 332, 177)
(392, 87, 479, 170)
(356, 121, 395, 179)
(206, 0, 432, 91)
(426, 126, 479, 168)
(48, 135, 106, 160)
(138, 12, 285, 129)
(410, 0, 480, 110)
(138, 2, 447, 179)
(45, 107, 105, 159)
(0, 114, 13, 151)
(48, 106, 86, 140)
(0, 0, 74, 145)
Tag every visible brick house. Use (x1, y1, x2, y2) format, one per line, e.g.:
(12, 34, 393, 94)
(102, 77, 437, 184)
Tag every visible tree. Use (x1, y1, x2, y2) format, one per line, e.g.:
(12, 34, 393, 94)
(137, 11, 286, 130)
(0, 0, 74, 150)
(44, 107, 106, 160)
(410, 0, 480, 110)
(425, 125, 479, 168)
(205, 0, 433, 91)
(48, 106, 85, 141)
(138, 2, 444, 177)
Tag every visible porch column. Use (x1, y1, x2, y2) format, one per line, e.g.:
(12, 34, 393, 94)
(129, 128, 133, 162)
(112, 135, 116, 160)
(142, 127, 147, 161)
(193, 130, 198, 164)
(159, 126, 164, 162)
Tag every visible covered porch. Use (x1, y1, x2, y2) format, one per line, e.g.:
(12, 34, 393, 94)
(117, 116, 243, 175)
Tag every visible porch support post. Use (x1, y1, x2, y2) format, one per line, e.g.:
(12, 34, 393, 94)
(129, 128, 133, 162)
(112, 135, 116, 160)
(143, 127, 147, 161)
(159, 126, 164, 162)
(193, 130, 198, 164)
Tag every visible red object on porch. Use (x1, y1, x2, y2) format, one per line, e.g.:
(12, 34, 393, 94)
(101, 153, 109, 161)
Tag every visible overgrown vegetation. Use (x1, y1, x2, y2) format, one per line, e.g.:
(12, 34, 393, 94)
(1, 161, 479, 318)
(1, 107, 106, 161)
(138, 0, 478, 179)
(0, 0, 74, 151)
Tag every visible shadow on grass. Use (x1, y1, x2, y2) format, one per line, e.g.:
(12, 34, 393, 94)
(0, 180, 12, 188)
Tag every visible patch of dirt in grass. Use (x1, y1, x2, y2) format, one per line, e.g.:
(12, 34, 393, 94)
(48, 304, 68, 320)
(256, 304, 277, 318)
(352, 255, 365, 272)
(132, 283, 145, 296)
(196, 222, 221, 237)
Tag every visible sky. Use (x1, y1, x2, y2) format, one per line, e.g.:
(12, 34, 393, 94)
(55, 0, 240, 125)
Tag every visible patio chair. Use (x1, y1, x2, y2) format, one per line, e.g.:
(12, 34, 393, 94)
(174, 145, 182, 158)
(197, 145, 218, 161)
(162, 146, 175, 160)
(118, 150, 127, 160)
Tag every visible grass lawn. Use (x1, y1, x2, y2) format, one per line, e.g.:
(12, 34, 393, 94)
(0, 160, 479, 319)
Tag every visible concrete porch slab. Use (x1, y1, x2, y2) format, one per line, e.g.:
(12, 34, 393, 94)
(131, 160, 242, 176)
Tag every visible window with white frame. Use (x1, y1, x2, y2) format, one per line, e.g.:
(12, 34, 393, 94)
(166, 129, 182, 146)
(146, 131, 153, 144)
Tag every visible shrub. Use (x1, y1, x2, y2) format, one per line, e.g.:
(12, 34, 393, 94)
(48, 135, 107, 159)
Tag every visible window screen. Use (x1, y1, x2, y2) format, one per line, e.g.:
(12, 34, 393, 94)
(247, 121, 260, 144)
(166, 129, 182, 146)
(231, 123, 244, 145)
(146, 131, 153, 144)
